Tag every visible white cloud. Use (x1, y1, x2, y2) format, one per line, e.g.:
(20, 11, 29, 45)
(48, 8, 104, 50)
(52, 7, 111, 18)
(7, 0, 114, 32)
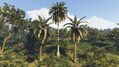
(26, 8, 119, 29)
(87, 16, 119, 29)
(26, 8, 50, 20)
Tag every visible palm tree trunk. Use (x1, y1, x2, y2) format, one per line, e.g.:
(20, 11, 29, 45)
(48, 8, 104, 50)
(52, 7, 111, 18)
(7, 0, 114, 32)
(1, 33, 12, 55)
(39, 45, 43, 61)
(57, 23, 60, 58)
(57, 45, 60, 57)
(73, 42, 77, 62)
(39, 29, 47, 61)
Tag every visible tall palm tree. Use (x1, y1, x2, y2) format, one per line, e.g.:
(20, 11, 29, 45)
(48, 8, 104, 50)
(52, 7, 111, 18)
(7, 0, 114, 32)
(35, 15, 51, 61)
(64, 16, 88, 62)
(49, 2, 68, 57)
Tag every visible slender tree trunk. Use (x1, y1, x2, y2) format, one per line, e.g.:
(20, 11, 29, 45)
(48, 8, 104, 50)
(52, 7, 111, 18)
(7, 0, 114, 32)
(57, 45, 60, 57)
(1, 33, 12, 55)
(57, 23, 60, 58)
(73, 42, 77, 62)
(39, 45, 43, 61)
(39, 29, 47, 61)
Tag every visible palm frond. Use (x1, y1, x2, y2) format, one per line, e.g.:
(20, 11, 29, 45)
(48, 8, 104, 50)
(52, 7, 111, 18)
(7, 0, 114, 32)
(78, 24, 88, 28)
(80, 28, 87, 37)
(64, 25, 72, 28)
(74, 15, 77, 24)
(45, 16, 52, 23)
(83, 29, 87, 36)
(77, 29, 83, 37)
(63, 23, 74, 27)
(67, 17, 73, 22)
(80, 21, 88, 24)
(77, 16, 86, 25)
(38, 15, 43, 21)
(78, 16, 86, 22)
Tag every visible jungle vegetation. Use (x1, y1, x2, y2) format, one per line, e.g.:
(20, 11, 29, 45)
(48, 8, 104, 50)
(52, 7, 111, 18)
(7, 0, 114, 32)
(0, 2, 119, 67)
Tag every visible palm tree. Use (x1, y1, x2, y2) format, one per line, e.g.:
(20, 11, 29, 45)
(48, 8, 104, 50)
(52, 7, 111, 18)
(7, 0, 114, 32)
(35, 15, 51, 61)
(49, 2, 68, 57)
(64, 16, 88, 62)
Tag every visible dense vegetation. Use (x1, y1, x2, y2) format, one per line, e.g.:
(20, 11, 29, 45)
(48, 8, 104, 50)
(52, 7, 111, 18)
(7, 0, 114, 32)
(0, 2, 119, 67)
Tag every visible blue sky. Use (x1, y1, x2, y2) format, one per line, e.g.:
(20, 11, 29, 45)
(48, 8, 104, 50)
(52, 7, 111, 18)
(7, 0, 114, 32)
(0, 0, 119, 29)
(0, 0, 119, 21)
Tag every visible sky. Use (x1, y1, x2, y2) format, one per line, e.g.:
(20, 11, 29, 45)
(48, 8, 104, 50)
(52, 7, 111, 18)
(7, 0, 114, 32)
(0, 0, 119, 29)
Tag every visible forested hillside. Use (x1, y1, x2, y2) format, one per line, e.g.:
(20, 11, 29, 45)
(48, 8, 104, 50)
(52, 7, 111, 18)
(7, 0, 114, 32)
(0, 2, 119, 67)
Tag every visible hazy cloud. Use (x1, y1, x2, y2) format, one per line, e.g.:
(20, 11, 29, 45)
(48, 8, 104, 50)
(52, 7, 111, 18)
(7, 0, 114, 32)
(87, 16, 119, 29)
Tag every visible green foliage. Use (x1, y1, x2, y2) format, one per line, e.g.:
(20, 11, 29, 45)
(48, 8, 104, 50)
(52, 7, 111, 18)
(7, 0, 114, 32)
(78, 41, 119, 67)
(44, 54, 71, 67)
(0, 2, 119, 67)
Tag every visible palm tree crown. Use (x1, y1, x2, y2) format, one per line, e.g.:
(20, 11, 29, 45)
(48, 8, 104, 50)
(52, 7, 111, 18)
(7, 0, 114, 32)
(39, 16, 52, 40)
(64, 16, 88, 43)
(49, 2, 68, 23)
